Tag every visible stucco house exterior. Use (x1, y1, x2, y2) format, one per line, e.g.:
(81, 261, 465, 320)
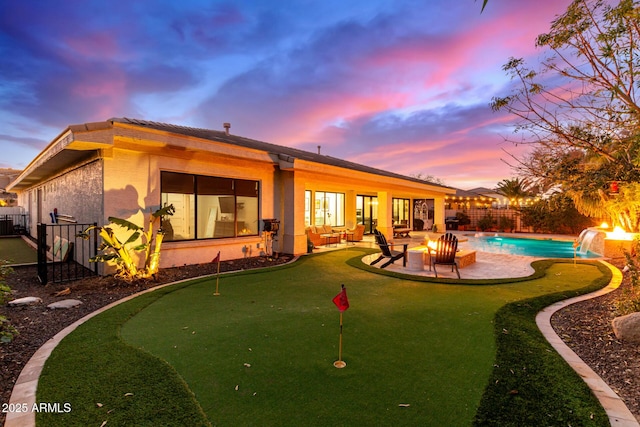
(7, 117, 455, 268)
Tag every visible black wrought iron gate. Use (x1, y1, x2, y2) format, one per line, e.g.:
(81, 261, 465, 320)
(37, 223, 98, 285)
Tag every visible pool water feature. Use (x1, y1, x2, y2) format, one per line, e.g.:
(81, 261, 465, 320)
(465, 235, 600, 258)
(577, 228, 606, 256)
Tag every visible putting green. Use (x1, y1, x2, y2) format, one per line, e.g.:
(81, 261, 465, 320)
(118, 249, 605, 426)
(0, 236, 37, 264)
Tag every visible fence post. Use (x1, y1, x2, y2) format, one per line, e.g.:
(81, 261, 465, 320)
(37, 223, 48, 285)
(92, 222, 98, 276)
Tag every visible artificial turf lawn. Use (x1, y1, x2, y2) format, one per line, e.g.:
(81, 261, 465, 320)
(0, 237, 37, 264)
(36, 249, 610, 426)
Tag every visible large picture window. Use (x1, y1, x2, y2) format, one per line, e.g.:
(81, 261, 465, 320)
(314, 191, 345, 226)
(161, 171, 259, 241)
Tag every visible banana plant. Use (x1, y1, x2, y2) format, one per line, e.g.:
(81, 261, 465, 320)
(78, 204, 175, 281)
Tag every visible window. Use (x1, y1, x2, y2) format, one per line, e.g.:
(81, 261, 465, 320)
(314, 191, 345, 226)
(305, 190, 312, 226)
(161, 171, 259, 241)
(392, 198, 410, 226)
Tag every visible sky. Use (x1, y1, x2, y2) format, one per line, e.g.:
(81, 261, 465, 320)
(0, 0, 574, 190)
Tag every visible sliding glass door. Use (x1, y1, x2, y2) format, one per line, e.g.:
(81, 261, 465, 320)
(356, 195, 378, 234)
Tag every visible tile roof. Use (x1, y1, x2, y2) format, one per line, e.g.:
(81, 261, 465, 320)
(111, 117, 454, 191)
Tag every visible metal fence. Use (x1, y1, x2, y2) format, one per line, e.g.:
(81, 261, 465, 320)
(37, 222, 99, 285)
(0, 214, 28, 236)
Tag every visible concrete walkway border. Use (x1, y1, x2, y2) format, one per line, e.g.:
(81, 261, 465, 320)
(536, 260, 639, 427)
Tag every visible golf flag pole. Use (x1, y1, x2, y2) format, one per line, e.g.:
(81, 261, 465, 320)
(213, 251, 221, 295)
(332, 284, 349, 368)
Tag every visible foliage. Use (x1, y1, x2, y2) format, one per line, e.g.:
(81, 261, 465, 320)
(410, 172, 446, 186)
(491, 0, 640, 231)
(498, 215, 515, 232)
(494, 178, 535, 199)
(456, 211, 471, 226)
(0, 260, 13, 305)
(617, 236, 640, 315)
(1, 316, 18, 343)
(78, 205, 175, 281)
(520, 193, 595, 234)
(477, 213, 495, 231)
(0, 260, 17, 343)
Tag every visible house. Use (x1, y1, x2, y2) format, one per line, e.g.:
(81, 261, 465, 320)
(0, 168, 20, 207)
(7, 118, 455, 269)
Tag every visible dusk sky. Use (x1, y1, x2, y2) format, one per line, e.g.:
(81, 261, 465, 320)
(0, 0, 574, 189)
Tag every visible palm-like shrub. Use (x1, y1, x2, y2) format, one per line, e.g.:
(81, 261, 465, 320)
(78, 205, 175, 281)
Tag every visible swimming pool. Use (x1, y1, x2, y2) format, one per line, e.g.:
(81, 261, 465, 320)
(464, 235, 600, 258)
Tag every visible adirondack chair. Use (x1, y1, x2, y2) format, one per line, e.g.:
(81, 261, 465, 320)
(370, 229, 408, 268)
(432, 232, 460, 278)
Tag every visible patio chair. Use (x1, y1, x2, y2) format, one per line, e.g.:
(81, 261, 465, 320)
(431, 232, 460, 278)
(370, 229, 408, 268)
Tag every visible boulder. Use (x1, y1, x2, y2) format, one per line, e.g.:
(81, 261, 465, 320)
(8, 296, 42, 306)
(612, 312, 640, 343)
(47, 299, 83, 309)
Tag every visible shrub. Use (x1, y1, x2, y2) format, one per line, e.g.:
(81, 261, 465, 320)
(617, 236, 640, 315)
(498, 216, 515, 232)
(0, 316, 18, 343)
(78, 205, 175, 282)
(0, 260, 17, 343)
(455, 211, 471, 226)
(520, 194, 594, 234)
(477, 213, 495, 231)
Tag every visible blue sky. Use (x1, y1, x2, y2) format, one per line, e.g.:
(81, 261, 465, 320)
(0, 0, 573, 189)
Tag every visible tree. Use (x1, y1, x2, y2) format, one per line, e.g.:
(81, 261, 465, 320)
(494, 177, 535, 199)
(520, 193, 595, 234)
(491, 0, 640, 231)
(410, 172, 446, 186)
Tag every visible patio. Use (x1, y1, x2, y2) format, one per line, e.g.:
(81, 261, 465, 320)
(315, 230, 540, 279)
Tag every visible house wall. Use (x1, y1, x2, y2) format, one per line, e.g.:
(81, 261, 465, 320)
(295, 165, 450, 248)
(18, 159, 103, 235)
(102, 144, 278, 268)
(11, 122, 454, 274)
(15, 159, 103, 271)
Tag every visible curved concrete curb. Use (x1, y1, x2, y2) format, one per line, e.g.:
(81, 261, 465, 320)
(536, 261, 639, 427)
(5, 257, 300, 427)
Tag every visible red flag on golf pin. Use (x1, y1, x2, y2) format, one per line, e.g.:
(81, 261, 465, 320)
(332, 284, 349, 312)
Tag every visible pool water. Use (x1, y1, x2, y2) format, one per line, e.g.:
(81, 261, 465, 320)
(465, 235, 600, 258)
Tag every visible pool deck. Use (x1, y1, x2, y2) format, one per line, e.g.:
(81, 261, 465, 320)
(332, 230, 584, 279)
